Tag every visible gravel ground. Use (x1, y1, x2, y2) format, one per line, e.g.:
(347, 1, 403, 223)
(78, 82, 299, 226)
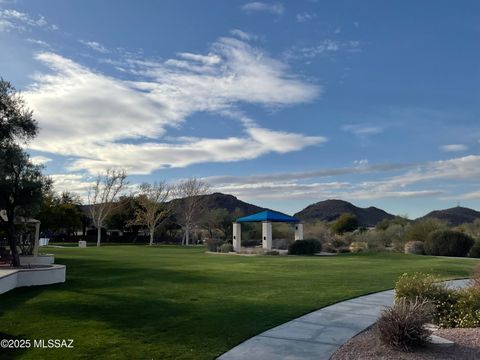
(331, 326, 480, 360)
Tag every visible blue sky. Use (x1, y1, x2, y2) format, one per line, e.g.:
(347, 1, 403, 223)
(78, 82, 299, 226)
(1, 0, 479, 218)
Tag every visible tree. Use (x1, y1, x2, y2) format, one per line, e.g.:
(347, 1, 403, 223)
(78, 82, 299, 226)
(88, 169, 128, 247)
(173, 178, 209, 245)
(0, 79, 46, 266)
(0, 146, 50, 266)
(131, 182, 171, 246)
(332, 213, 359, 234)
(37, 191, 83, 241)
(0, 78, 37, 146)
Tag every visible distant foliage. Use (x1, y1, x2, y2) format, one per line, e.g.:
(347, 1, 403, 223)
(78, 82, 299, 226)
(404, 241, 425, 255)
(469, 241, 480, 258)
(288, 239, 321, 255)
(205, 238, 223, 252)
(220, 243, 233, 253)
(377, 297, 433, 351)
(424, 230, 475, 257)
(404, 218, 446, 243)
(332, 213, 359, 234)
(349, 241, 367, 253)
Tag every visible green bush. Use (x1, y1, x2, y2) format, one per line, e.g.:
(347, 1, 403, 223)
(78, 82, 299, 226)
(377, 297, 433, 351)
(205, 238, 224, 252)
(220, 243, 234, 253)
(424, 230, 475, 257)
(404, 218, 446, 243)
(469, 241, 480, 258)
(404, 241, 425, 255)
(332, 213, 359, 234)
(442, 286, 480, 328)
(395, 273, 456, 325)
(288, 239, 322, 255)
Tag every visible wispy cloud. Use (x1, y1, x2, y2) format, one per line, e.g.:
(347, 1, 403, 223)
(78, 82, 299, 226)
(0, 9, 56, 32)
(205, 155, 480, 202)
(342, 124, 383, 136)
(285, 40, 361, 61)
(296, 12, 317, 23)
(441, 144, 467, 152)
(79, 40, 109, 53)
(24, 36, 321, 175)
(30, 155, 52, 165)
(230, 29, 258, 41)
(241, 2, 284, 15)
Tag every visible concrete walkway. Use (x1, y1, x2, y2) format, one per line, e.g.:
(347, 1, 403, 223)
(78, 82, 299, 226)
(218, 279, 469, 360)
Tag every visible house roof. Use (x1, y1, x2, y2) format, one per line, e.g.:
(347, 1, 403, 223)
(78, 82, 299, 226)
(236, 210, 300, 223)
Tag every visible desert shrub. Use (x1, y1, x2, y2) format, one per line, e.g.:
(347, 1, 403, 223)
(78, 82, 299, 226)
(304, 221, 335, 243)
(442, 286, 480, 328)
(272, 238, 293, 250)
(337, 247, 351, 253)
(385, 224, 408, 251)
(288, 239, 321, 255)
(205, 238, 224, 252)
(332, 213, 359, 234)
(395, 273, 456, 326)
(471, 265, 480, 288)
(424, 230, 474, 257)
(469, 241, 480, 258)
(220, 243, 234, 253)
(349, 241, 367, 253)
(404, 218, 446, 243)
(365, 231, 385, 250)
(265, 250, 279, 256)
(404, 241, 425, 255)
(321, 242, 337, 253)
(376, 216, 410, 231)
(377, 297, 434, 351)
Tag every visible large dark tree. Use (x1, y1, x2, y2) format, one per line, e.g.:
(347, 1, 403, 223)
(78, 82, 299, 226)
(0, 79, 46, 266)
(0, 146, 50, 266)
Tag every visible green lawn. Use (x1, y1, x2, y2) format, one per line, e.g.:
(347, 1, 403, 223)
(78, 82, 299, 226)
(0, 246, 478, 360)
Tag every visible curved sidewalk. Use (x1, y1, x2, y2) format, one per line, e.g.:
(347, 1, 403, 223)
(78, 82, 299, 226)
(218, 279, 469, 360)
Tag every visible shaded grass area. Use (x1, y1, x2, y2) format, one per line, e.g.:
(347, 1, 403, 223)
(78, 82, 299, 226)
(0, 246, 478, 359)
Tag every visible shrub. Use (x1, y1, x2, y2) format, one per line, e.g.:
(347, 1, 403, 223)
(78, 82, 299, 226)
(332, 213, 359, 234)
(395, 273, 455, 325)
(404, 241, 425, 255)
(265, 250, 279, 256)
(272, 238, 293, 250)
(424, 230, 475, 257)
(288, 239, 322, 255)
(472, 265, 480, 288)
(220, 243, 234, 253)
(377, 297, 433, 351)
(404, 218, 446, 243)
(205, 238, 224, 252)
(469, 241, 480, 258)
(349, 241, 367, 253)
(442, 286, 480, 328)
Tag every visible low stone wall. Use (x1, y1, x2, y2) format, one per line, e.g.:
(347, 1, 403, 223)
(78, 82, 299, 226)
(19, 254, 55, 266)
(0, 265, 66, 295)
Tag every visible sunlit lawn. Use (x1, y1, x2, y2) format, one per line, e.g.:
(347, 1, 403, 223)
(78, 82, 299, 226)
(0, 246, 478, 359)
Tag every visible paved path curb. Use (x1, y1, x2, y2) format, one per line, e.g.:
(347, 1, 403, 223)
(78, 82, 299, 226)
(218, 279, 469, 360)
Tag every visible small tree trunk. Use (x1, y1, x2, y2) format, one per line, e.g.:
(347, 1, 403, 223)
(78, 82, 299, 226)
(7, 222, 20, 267)
(185, 228, 190, 246)
(97, 227, 102, 247)
(149, 229, 154, 246)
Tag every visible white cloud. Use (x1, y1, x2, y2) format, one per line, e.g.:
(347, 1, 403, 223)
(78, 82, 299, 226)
(441, 144, 467, 152)
(204, 155, 480, 201)
(230, 29, 258, 41)
(241, 2, 284, 15)
(0, 9, 56, 32)
(48, 174, 95, 196)
(296, 12, 317, 23)
(30, 155, 52, 165)
(24, 36, 321, 175)
(342, 124, 383, 136)
(79, 40, 109, 53)
(285, 40, 361, 60)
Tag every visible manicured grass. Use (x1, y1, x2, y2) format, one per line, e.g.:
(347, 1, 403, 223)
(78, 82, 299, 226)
(0, 246, 478, 360)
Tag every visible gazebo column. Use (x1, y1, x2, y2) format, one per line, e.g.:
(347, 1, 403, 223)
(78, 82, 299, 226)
(232, 222, 242, 252)
(294, 223, 304, 241)
(262, 221, 272, 251)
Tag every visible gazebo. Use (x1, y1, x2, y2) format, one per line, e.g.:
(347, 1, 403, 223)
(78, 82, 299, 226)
(232, 210, 304, 251)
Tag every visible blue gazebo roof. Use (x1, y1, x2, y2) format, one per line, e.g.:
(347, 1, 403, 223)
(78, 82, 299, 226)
(236, 210, 300, 223)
